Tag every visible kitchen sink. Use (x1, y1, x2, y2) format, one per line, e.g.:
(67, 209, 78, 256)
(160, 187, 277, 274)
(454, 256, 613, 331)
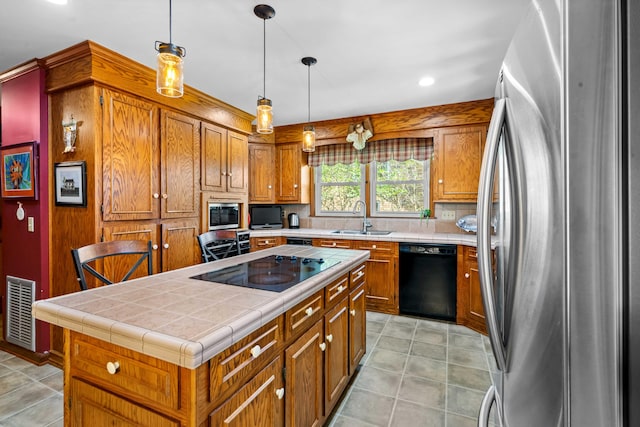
(331, 230, 392, 236)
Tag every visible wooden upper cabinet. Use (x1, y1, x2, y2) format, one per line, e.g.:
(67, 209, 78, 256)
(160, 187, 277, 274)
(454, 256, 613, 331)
(161, 110, 200, 218)
(201, 122, 248, 197)
(102, 89, 160, 221)
(431, 124, 488, 209)
(249, 143, 276, 203)
(275, 143, 310, 204)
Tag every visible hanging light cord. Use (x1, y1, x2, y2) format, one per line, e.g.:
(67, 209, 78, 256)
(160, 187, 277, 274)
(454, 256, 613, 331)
(262, 17, 266, 98)
(168, 0, 173, 44)
(307, 64, 311, 123)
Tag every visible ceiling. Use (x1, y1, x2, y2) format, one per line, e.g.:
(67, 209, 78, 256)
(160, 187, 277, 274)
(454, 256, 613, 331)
(0, 0, 530, 127)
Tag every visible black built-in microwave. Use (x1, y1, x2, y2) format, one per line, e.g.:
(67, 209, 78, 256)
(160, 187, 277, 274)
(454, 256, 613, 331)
(208, 202, 240, 230)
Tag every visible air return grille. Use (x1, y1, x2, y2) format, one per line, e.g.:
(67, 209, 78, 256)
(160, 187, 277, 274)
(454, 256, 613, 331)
(6, 276, 36, 351)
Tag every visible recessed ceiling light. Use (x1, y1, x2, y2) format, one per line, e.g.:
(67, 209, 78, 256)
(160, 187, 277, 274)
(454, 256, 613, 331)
(418, 76, 435, 87)
(47, 0, 68, 4)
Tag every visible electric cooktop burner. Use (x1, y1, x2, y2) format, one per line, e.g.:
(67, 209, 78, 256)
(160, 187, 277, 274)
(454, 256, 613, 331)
(189, 255, 341, 292)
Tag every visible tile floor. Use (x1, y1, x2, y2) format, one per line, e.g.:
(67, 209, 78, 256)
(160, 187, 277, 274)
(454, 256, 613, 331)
(0, 312, 495, 427)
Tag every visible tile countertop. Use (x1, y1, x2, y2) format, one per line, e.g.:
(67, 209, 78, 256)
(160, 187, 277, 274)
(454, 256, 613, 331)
(249, 227, 482, 246)
(32, 246, 369, 369)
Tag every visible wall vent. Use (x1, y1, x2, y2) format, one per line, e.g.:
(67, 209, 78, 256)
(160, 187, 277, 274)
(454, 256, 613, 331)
(6, 276, 36, 351)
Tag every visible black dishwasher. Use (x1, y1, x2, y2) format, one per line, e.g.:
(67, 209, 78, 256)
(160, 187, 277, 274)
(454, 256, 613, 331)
(399, 244, 457, 321)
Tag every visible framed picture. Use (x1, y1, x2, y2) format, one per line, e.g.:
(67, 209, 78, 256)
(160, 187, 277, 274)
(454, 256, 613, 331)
(54, 161, 87, 207)
(1, 141, 38, 199)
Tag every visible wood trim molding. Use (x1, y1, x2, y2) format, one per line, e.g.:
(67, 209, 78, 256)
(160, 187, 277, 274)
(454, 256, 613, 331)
(274, 98, 494, 144)
(41, 40, 254, 134)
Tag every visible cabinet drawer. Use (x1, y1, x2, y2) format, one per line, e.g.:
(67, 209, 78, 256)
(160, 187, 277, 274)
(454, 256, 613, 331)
(70, 378, 179, 427)
(285, 289, 324, 339)
(313, 238, 352, 249)
(466, 247, 477, 259)
(325, 273, 349, 309)
(350, 263, 366, 289)
(353, 240, 397, 255)
(70, 332, 179, 410)
(210, 317, 283, 402)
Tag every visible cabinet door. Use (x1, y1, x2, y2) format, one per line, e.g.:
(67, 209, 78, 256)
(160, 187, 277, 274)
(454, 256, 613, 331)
(324, 298, 349, 415)
(349, 284, 366, 373)
(209, 356, 284, 427)
(201, 122, 226, 193)
(276, 143, 301, 203)
(102, 89, 159, 221)
(431, 124, 488, 206)
(227, 130, 249, 195)
(161, 219, 200, 272)
(249, 144, 275, 203)
(103, 223, 160, 275)
(285, 320, 323, 427)
(161, 110, 200, 218)
(70, 378, 179, 427)
(353, 241, 399, 314)
(456, 246, 487, 334)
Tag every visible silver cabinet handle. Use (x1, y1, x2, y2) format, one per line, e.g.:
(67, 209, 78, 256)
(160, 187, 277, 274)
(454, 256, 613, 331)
(465, 273, 470, 279)
(293, 184, 298, 188)
(305, 307, 313, 317)
(478, 386, 496, 427)
(163, 243, 169, 249)
(477, 98, 508, 372)
(350, 309, 356, 316)
(438, 179, 443, 184)
(319, 342, 326, 351)
(153, 193, 160, 199)
(326, 334, 333, 343)
(162, 193, 168, 199)
(250, 344, 262, 358)
(267, 185, 272, 189)
(152, 244, 159, 250)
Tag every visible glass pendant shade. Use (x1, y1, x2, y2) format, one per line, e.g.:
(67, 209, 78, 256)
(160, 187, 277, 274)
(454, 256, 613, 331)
(302, 125, 316, 152)
(156, 43, 185, 97)
(256, 97, 273, 134)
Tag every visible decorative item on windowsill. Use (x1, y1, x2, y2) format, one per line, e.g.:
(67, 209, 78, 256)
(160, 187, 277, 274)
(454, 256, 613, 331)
(420, 208, 431, 225)
(347, 117, 373, 150)
(62, 115, 77, 153)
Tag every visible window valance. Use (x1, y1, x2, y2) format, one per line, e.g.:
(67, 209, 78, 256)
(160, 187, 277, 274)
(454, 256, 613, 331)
(308, 138, 433, 166)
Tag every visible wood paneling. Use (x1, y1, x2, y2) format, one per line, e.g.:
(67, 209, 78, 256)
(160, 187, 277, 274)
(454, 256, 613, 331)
(44, 41, 253, 134)
(274, 99, 494, 145)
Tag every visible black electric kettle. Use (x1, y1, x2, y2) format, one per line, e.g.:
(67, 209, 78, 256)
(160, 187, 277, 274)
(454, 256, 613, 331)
(288, 213, 300, 229)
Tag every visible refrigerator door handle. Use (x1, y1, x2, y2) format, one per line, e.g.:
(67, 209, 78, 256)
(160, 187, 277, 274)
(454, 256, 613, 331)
(478, 385, 498, 427)
(477, 98, 507, 372)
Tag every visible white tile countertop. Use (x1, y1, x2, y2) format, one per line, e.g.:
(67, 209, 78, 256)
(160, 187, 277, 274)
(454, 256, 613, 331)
(249, 227, 482, 246)
(32, 246, 369, 369)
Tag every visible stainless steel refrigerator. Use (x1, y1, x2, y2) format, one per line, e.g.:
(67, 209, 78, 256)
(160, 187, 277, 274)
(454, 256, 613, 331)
(475, 0, 638, 426)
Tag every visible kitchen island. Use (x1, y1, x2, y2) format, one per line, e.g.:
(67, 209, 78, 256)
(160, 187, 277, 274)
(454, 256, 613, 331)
(33, 245, 369, 427)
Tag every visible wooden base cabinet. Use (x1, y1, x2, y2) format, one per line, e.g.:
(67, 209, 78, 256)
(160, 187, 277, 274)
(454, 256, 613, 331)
(285, 320, 324, 427)
(64, 263, 367, 427)
(210, 357, 284, 427)
(456, 245, 488, 334)
(352, 241, 399, 314)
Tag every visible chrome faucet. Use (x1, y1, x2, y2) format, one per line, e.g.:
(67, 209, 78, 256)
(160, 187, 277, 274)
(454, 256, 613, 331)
(352, 200, 372, 233)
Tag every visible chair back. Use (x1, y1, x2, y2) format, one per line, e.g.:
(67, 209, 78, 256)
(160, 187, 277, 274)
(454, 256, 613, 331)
(197, 231, 236, 262)
(71, 240, 153, 291)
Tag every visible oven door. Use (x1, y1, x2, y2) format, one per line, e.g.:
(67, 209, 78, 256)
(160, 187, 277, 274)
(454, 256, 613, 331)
(209, 203, 239, 230)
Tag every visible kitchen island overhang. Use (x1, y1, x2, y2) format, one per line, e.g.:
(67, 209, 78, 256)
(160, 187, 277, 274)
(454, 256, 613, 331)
(32, 245, 369, 369)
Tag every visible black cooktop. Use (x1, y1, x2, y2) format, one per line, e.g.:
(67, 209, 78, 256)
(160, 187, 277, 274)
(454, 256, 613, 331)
(189, 255, 341, 292)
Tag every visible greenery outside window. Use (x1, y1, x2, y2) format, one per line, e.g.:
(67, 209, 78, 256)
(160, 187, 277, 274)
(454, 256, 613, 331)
(371, 159, 429, 216)
(315, 162, 365, 214)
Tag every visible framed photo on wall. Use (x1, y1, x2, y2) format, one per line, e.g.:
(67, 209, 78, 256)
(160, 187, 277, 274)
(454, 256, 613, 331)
(54, 161, 87, 207)
(1, 141, 38, 199)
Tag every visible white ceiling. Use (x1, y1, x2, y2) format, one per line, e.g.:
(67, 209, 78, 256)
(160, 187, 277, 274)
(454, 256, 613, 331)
(0, 0, 530, 126)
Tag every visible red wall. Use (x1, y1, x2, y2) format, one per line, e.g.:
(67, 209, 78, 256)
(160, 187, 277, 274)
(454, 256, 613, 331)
(1, 66, 50, 353)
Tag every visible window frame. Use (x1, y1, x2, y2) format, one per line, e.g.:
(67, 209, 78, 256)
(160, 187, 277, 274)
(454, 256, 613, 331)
(313, 160, 429, 218)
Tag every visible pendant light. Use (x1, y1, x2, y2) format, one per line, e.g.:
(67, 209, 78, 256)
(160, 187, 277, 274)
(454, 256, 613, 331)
(155, 0, 186, 98)
(254, 4, 275, 134)
(301, 56, 317, 152)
